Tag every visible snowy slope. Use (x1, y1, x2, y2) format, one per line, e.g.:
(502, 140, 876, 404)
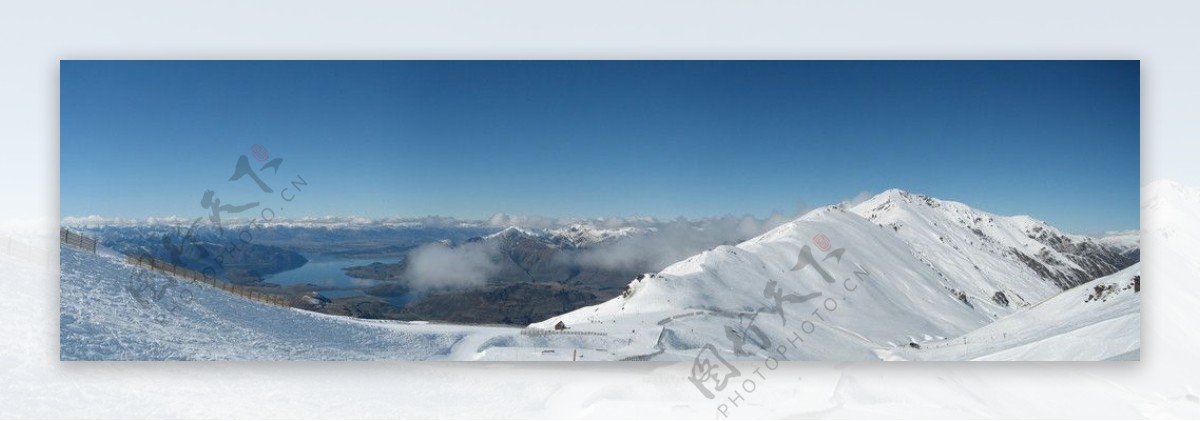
(532, 207, 994, 360)
(851, 189, 1134, 293)
(59, 245, 615, 361)
(531, 189, 1139, 361)
(885, 263, 1140, 361)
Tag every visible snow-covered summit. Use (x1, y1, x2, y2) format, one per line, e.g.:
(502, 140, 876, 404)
(849, 189, 1135, 290)
(479, 224, 641, 249)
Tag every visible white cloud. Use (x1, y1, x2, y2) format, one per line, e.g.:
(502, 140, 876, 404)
(403, 241, 500, 291)
(844, 191, 874, 207)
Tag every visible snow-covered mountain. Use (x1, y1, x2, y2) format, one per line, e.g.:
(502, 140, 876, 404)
(849, 189, 1135, 294)
(481, 226, 550, 245)
(531, 189, 1139, 360)
(545, 224, 644, 248)
(886, 262, 1140, 361)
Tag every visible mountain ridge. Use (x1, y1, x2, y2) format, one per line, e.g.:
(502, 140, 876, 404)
(531, 188, 1139, 360)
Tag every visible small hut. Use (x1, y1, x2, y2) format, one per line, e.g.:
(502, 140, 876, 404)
(554, 321, 567, 330)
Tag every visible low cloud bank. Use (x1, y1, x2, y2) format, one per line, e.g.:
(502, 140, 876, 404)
(404, 241, 500, 291)
(402, 212, 803, 290)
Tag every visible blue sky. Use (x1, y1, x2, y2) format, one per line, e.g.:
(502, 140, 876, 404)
(60, 60, 1139, 234)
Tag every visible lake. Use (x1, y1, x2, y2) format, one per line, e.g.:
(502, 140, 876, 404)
(264, 255, 417, 306)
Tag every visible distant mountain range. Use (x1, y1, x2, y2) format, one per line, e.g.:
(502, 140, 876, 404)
(59, 186, 1147, 361)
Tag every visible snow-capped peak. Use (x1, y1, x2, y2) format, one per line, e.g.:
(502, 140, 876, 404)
(849, 189, 1135, 290)
(478, 224, 643, 248)
(484, 226, 540, 240)
(544, 223, 641, 248)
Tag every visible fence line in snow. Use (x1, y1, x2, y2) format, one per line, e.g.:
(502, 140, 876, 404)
(520, 328, 607, 337)
(58, 227, 292, 308)
(59, 228, 97, 253)
(123, 254, 292, 307)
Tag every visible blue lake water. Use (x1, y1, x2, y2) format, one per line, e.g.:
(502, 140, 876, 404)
(264, 255, 417, 306)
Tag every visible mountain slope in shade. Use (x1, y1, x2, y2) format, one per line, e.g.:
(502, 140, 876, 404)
(532, 189, 1139, 361)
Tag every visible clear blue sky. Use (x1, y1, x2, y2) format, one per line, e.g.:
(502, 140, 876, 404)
(61, 60, 1139, 234)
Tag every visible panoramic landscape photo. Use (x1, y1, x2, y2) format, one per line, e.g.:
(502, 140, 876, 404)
(59, 60, 1140, 361)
